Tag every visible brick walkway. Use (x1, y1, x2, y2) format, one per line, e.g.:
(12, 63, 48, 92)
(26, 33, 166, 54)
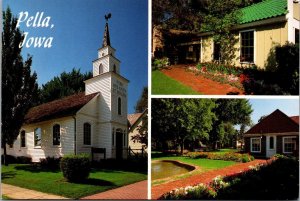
(161, 65, 244, 95)
(1, 183, 68, 199)
(151, 159, 269, 199)
(81, 180, 148, 199)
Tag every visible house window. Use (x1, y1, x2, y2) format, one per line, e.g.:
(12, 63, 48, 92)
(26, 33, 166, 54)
(20, 130, 26, 147)
(99, 64, 103, 74)
(118, 97, 122, 115)
(34, 127, 42, 147)
(269, 136, 274, 149)
(283, 137, 296, 153)
(240, 30, 254, 63)
(53, 124, 60, 146)
(251, 138, 261, 152)
(213, 42, 221, 61)
(83, 123, 91, 145)
(295, 29, 299, 44)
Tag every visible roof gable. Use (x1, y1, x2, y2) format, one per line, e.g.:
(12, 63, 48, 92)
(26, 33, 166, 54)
(24, 92, 98, 124)
(240, 0, 288, 24)
(246, 109, 299, 134)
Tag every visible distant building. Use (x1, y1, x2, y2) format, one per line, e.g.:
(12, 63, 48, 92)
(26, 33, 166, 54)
(244, 109, 299, 158)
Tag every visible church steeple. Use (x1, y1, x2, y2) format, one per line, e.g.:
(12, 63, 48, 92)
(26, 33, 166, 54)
(102, 22, 111, 47)
(102, 13, 112, 47)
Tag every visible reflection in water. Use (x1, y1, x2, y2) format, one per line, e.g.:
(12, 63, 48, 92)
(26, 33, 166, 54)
(152, 161, 193, 180)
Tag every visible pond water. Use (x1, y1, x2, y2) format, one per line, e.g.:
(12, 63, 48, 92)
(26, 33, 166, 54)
(152, 160, 194, 180)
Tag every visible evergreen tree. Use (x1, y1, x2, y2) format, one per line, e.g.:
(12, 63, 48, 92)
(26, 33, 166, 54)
(2, 7, 38, 165)
(39, 68, 92, 103)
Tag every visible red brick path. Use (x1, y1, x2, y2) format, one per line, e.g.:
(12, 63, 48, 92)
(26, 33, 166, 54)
(161, 65, 245, 95)
(151, 159, 268, 199)
(82, 180, 147, 199)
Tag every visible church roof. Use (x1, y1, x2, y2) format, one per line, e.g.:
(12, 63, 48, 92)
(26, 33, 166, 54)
(245, 109, 299, 135)
(24, 92, 98, 125)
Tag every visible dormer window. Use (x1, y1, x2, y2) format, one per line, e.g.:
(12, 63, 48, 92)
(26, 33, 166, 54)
(99, 64, 103, 74)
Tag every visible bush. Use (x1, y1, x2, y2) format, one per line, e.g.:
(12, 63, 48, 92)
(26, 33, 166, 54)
(40, 156, 61, 170)
(152, 57, 170, 70)
(185, 152, 254, 163)
(60, 154, 91, 182)
(16, 156, 32, 164)
(1, 155, 17, 164)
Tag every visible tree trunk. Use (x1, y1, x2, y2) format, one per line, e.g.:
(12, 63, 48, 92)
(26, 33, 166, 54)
(180, 140, 184, 155)
(3, 142, 8, 166)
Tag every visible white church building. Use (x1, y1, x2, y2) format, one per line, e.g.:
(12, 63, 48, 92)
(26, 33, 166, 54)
(6, 19, 130, 162)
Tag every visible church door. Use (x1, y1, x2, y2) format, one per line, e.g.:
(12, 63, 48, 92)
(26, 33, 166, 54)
(116, 130, 123, 159)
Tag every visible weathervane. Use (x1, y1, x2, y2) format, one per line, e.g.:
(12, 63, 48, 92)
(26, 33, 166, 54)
(105, 13, 112, 22)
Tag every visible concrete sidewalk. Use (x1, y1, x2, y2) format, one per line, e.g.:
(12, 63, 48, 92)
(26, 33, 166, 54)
(81, 180, 148, 200)
(1, 183, 68, 199)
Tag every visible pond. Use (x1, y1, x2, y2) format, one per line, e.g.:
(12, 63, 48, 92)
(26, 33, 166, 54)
(152, 160, 195, 180)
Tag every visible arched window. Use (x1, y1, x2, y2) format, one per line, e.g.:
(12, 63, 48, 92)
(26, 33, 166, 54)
(83, 123, 91, 145)
(34, 128, 42, 147)
(99, 64, 103, 74)
(113, 64, 116, 73)
(53, 124, 60, 145)
(118, 97, 122, 115)
(20, 130, 26, 147)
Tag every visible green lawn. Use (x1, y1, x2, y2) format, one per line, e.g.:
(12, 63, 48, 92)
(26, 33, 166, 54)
(152, 70, 200, 95)
(209, 148, 239, 155)
(1, 195, 12, 200)
(152, 156, 237, 172)
(2, 164, 147, 199)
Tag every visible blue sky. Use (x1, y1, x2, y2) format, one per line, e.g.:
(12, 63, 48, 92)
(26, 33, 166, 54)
(3, 0, 148, 114)
(248, 98, 299, 124)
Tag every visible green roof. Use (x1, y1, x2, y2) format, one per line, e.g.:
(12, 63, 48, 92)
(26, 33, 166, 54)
(241, 0, 288, 24)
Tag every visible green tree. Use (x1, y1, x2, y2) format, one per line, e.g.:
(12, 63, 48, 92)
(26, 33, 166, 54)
(152, 98, 216, 154)
(209, 99, 253, 149)
(39, 68, 92, 103)
(131, 87, 148, 147)
(2, 7, 39, 165)
(201, 0, 251, 64)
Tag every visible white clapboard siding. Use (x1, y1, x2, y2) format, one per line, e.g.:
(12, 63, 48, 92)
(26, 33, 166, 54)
(111, 75, 128, 125)
(6, 117, 75, 162)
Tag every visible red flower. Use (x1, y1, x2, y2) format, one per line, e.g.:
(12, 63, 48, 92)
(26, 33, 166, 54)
(239, 74, 249, 83)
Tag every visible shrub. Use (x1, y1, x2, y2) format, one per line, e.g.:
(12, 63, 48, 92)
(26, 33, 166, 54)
(152, 57, 170, 70)
(60, 154, 91, 182)
(16, 156, 32, 164)
(40, 156, 61, 170)
(1, 155, 17, 164)
(185, 152, 254, 163)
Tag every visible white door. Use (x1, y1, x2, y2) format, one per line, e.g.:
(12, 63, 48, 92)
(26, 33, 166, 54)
(266, 136, 276, 158)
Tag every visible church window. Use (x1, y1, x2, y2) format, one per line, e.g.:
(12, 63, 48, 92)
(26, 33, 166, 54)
(118, 97, 122, 115)
(34, 127, 42, 147)
(20, 130, 26, 147)
(83, 123, 91, 145)
(99, 64, 103, 74)
(113, 64, 116, 73)
(53, 124, 61, 146)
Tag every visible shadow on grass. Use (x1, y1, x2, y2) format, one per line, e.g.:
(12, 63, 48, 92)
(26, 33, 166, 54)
(14, 164, 60, 173)
(1, 171, 17, 179)
(70, 178, 116, 187)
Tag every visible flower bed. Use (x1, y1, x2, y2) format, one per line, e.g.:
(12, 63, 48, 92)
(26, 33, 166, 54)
(185, 152, 254, 163)
(161, 156, 298, 200)
(186, 62, 252, 91)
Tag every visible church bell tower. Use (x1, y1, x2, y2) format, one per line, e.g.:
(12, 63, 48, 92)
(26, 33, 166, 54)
(84, 14, 129, 159)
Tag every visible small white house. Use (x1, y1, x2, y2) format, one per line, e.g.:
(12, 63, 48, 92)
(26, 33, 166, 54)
(6, 20, 129, 162)
(128, 109, 148, 153)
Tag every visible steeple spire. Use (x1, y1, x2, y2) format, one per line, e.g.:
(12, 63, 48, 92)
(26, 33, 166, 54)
(102, 13, 112, 47)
